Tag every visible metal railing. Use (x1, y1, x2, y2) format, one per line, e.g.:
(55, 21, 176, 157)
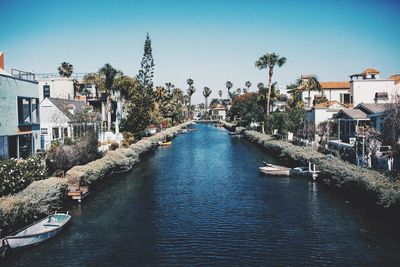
(11, 69, 36, 81)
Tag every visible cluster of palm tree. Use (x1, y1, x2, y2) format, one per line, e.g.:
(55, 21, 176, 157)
(83, 63, 138, 131)
(202, 86, 212, 117)
(154, 83, 186, 124)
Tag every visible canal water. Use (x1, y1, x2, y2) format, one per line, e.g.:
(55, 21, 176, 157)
(4, 124, 400, 266)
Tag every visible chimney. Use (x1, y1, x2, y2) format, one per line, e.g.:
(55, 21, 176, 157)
(0, 52, 4, 70)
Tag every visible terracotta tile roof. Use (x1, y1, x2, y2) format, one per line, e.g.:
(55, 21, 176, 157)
(389, 74, 400, 85)
(362, 68, 380, 75)
(320, 81, 350, 89)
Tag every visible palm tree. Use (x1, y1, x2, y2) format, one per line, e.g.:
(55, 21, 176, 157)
(202, 87, 212, 118)
(83, 63, 122, 131)
(154, 86, 167, 103)
(297, 75, 321, 108)
(236, 88, 241, 95)
(255, 52, 287, 116)
(186, 78, 195, 118)
(218, 90, 223, 99)
(243, 88, 248, 94)
(58, 62, 74, 78)
(226, 81, 233, 91)
(245, 81, 252, 93)
(165, 82, 174, 93)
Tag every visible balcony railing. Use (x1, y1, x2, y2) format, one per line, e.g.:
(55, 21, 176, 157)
(35, 72, 91, 80)
(11, 69, 36, 81)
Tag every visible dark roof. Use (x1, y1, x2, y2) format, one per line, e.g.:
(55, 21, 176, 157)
(333, 109, 368, 120)
(355, 103, 389, 114)
(47, 97, 86, 120)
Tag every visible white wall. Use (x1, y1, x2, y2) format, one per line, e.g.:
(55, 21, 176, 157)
(39, 98, 71, 149)
(351, 79, 396, 106)
(307, 108, 340, 127)
(38, 78, 75, 102)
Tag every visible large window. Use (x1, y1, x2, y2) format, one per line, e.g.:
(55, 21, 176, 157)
(43, 85, 50, 98)
(340, 93, 351, 104)
(18, 97, 39, 125)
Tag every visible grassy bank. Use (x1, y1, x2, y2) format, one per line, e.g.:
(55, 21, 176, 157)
(241, 129, 400, 208)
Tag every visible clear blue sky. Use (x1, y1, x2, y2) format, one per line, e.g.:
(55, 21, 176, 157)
(1, 0, 399, 103)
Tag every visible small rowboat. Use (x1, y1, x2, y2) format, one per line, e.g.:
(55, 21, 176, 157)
(5, 212, 71, 251)
(159, 141, 172, 146)
(111, 165, 133, 175)
(259, 163, 291, 176)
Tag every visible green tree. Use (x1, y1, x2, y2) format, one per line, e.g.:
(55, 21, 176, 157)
(186, 78, 195, 118)
(121, 33, 155, 137)
(245, 81, 252, 93)
(255, 52, 287, 116)
(58, 62, 74, 78)
(227, 93, 263, 126)
(83, 63, 122, 131)
(297, 75, 321, 108)
(202, 87, 212, 117)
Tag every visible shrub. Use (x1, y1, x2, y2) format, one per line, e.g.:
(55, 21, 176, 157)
(47, 131, 101, 174)
(0, 156, 47, 197)
(0, 177, 68, 234)
(109, 142, 119, 150)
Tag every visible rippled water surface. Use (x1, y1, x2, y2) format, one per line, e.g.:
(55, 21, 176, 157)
(5, 124, 400, 266)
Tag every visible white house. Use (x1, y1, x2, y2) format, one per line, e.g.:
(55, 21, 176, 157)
(39, 97, 100, 150)
(37, 77, 77, 102)
(306, 101, 347, 130)
(0, 52, 40, 159)
(211, 104, 227, 121)
(350, 68, 397, 106)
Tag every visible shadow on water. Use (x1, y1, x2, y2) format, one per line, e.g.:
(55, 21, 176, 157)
(4, 123, 400, 266)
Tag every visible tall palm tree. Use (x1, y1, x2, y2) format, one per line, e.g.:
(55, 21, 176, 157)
(297, 75, 321, 108)
(255, 52, 287, 116)
(236, 88, 241, 95)
(218, 90, 223, 99)
(203, 87, 212, 117)
(186, 78, 195, 118)
(58, 62, 74, 78)
(83, 63, 122, 131)
(243, 88, 248, 94)
(245, 81, 252, 93)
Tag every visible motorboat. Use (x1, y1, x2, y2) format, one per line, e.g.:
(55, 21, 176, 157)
(5, 212, 71, 251)
(259, 163, 290, 176)
(290, 165, 319, 180)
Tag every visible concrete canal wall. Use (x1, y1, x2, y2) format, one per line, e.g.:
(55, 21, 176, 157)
(221, 121, 400, 208)
(0, 121, 193, 234)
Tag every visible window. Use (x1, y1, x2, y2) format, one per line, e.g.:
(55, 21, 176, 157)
(43, 85, 50, 98)
(340, 93, 351, 104)
(18, 97, 40, 125)
(52, 128, 59, 140)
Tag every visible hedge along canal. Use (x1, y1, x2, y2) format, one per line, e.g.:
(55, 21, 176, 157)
(4, 122, 400, 266)
(222, 121, 400, 209)
(0, 121, 193, 236)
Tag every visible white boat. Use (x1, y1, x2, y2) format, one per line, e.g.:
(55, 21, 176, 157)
(5, 212, 71, 251)
(259, 163, 291, 176)
(290, 166, 319, 180)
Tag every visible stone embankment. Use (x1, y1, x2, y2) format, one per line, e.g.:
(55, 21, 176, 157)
(221, 121, 400, 208)
(0, 121, 193, 234)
